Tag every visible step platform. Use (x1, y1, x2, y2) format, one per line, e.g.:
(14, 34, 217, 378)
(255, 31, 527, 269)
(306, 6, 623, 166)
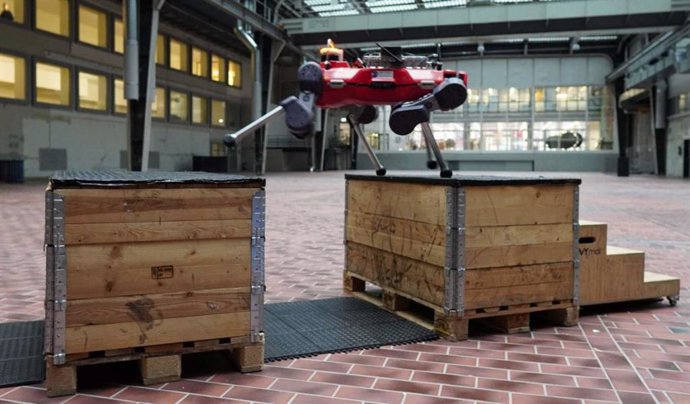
(578, 221, 680, 306)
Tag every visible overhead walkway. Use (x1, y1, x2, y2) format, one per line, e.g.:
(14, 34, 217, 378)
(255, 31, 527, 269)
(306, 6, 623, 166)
(282, 0, 690, 48)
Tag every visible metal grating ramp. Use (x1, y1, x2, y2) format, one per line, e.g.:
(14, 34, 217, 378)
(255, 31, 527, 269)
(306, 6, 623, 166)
(0, 321, 44, 387)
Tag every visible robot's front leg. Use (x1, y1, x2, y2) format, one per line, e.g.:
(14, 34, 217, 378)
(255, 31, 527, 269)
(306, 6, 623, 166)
(347, 106, 386, 176)
(388, 78, 467, 178)
(223, 94, 315, 147)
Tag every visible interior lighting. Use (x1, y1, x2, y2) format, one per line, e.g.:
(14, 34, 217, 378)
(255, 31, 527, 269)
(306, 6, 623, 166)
(423, 0, 467, 8)
(477, 43, 485, 54)
(369, 4, 417, 12)
(365, 0, 415, 6)
(319, 9, 360, 16)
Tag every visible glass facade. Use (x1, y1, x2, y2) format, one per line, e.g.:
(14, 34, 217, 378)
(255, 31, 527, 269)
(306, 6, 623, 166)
(170, 90, 188, 122)
(152, 87, 166, 119)
(370, 85, 614, 152)
(211, 99, 225, 127)
(0, 53, 25, 100)
(114, 78, 126, 114)
(78, 5, 107, 48)
(35, 0, 69, 37)
(192, 47, 209, 78)
(170, 38, 188, 72)
(211, 54, 225, 83)
(35, 62, 70, 106)
(228, 60, 241, 87)
(114, 18, 124, 54)
(78, 71, 107, 111)
(192, 95, 208, 124)
(1, 0, 24, 23)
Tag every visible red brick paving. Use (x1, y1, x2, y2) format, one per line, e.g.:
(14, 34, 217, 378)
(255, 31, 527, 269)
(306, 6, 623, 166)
(1, 171, 689, 403)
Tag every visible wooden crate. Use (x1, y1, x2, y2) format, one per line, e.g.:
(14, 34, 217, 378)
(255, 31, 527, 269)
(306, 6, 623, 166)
(44, 171, 266, 396)
(344, 174, 581, 340)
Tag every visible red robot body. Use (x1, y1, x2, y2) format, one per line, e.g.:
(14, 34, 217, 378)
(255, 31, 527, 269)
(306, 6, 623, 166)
(317, 64, 468, 108)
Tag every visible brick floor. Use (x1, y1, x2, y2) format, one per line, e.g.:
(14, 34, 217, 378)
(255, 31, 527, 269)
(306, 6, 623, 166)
(0, 170, 688, 403)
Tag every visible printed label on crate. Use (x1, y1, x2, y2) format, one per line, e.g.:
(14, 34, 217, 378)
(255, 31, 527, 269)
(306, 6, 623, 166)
(151, 265, 174, 279)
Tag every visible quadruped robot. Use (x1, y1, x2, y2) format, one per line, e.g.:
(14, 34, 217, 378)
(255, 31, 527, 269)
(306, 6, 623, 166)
(224, 40, 468, 178)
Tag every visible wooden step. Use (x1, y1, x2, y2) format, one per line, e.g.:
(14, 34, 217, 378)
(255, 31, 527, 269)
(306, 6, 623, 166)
(580, 244, 645, 305)
(578, 221, 608, 255)
(641, 272, 680, 304)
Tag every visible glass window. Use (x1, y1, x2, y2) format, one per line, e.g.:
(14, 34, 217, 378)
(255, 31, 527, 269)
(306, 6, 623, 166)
(228, 60, 241, 87)
(192, 96, 208, 124)
(78, 5, 107, 48)
(192, 47, 208, 78)
(1, 0, 24, 23)
(169, 38, 188, 72)
(466, 88, 480, 113)
(211, 99, 226, 127)
(78, 71, 107, 111)
(156, 34, 166, 66)
(211, 54, 225, 82)
(170, 90, 188, 122)
(210, 142, 225, 157)
(114, 18, 124, 54)
(114, 78, 126, 114)
(0, 53, 25, 100)
(35, 62, 70, 106)
(35, 0, 69, 37)
(152, 87, 166, 119)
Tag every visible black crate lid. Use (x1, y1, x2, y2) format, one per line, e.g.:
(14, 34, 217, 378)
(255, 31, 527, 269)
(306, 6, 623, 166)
(345, 173, 581, 186)
(49, 170, 265, 188)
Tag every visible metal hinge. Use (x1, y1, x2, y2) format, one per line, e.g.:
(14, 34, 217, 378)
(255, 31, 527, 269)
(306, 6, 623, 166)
(53, 352, 66, 365)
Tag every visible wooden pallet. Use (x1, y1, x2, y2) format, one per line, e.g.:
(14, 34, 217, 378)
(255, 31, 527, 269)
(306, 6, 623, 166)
(345, 272, 578, 341)
(45, 334, 264, 397)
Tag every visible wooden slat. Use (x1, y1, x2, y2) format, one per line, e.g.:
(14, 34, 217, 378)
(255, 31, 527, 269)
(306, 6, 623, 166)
(59, 188, 259, 224)
(465, 184, 574, 227)
(346, 211, 446, 246)
(464, 266, 574, 310)
(346, 226, 446, 268)
(67, 239, 250, 299)
(465, 262, 574, 290)
(465, 242, 573, 269)
(346, 243, 445, 308)
(66, 288, 251, 327)
(466, 223, 572, 248)
(64, 219, 252, 245)
(642, 272, 680, 300)
(347, 180, 448, 225)
(65, 312, 251, 354)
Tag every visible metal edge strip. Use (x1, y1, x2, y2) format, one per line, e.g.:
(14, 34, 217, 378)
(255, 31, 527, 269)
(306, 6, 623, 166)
(52, 193, 67, 365)
(444, 187, 459, 313)
(456, 186, 466, 315)
(250, 189, 266, 343)
(572, 186, 580, 307)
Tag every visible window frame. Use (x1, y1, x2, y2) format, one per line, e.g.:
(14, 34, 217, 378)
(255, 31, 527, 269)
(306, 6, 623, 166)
(33, 58, 72, 109)
(0, 0, 28, 27)
(76, 3, 109, 50)
(76, 68, 109, 113)
(0, 48, 29, 105)
(151, 86, 167, 121)
(227, 58, 241, 88)
(210, 98, 226, 128)
(210, 53, 226, 83)
(168, 88, 190, 124)
(190, 94, 209, 126)
(168, 36, 189, 73)
(112, 16, 124, 54)
(191, 46, 209, 79)
(112, 76, 127, 116)
(34, 0, 71, 39)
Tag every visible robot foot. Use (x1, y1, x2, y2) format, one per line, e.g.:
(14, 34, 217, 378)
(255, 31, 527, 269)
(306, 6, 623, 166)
(434, 78, 467, 110)
(388, 78, 467, 136)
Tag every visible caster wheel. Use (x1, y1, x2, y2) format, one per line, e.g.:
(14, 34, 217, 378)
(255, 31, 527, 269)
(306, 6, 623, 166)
(440, 169, 453, 178)
(427, 160, 438, 169)
(668, 295, 679, 307)
(376, 168, 387, 176)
